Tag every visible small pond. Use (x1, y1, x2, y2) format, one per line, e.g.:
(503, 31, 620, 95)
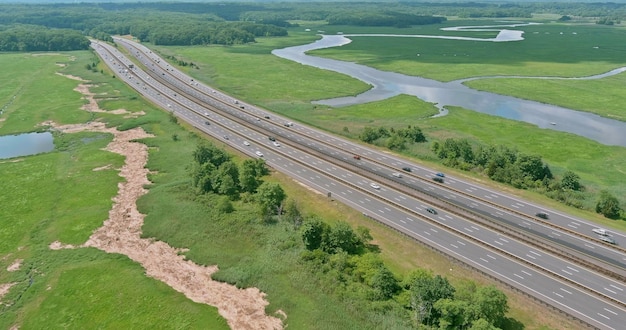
(0, 131, 54, 160)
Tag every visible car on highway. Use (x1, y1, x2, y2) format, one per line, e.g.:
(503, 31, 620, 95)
(598, 236, 616, 245)
(592, 228, 610, 236)
(273, 142, 281, 147)
(535, 212, 549, 219)
(392, 172, 402, 178)
(243, 141, 250, 146)
(223, 135, 229, 140)
(402, 167, 412, 172)
(205, 121, 210, 125)
(370, 182, 380, 189)
(268, 136, 276, 141)
(255, 151, 263, 157)
(436, 172, 445, 177)
(426, 207, 437, 214)
(353, 155, 361, 160)
(432, 177, 444, 183)
(264, 115, 271, 119)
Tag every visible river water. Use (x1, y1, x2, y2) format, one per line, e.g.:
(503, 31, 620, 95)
(272, 24, 626, 147)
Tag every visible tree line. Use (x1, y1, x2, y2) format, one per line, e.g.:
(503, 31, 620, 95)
(0, 24, 90, 51)
(432, 138, 622, 219)
(327, 11, 446, 28)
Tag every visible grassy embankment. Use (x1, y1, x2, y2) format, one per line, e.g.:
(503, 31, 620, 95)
(0, 52, 227, 329)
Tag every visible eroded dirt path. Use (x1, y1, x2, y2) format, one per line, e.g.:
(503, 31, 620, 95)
(44, 79, 283, 329)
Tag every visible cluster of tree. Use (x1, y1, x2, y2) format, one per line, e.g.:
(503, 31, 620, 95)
(432, 138, 554, 189)
(162, 54, 198, 69)
(431, 138, 623, 219)
(129, 22, 286, 46)
(0, 24, 89, 51)
(359, 125, 426, 151)
(300, 216, 510, 328)
(596, 17, 621, 26)
(327, 12, 446, 28)
(190, 143, 267, 197)
(188, 142, 293, 219)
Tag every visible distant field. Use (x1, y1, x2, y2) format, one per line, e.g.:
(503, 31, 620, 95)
(308, 21, 626, 82)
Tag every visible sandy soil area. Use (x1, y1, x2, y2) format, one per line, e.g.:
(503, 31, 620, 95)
(0, 282, 16, 306)
(41, 80, 284, 329)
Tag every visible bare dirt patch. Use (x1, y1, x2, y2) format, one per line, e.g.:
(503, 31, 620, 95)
(0, 282, 16, 305)
(45, 81, 283, 329)
(48, 241, 77, 250)
(7, 259, 22, 272)
(93, 164, 113, 171)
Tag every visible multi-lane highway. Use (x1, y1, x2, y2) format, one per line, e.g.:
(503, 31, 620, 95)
(91, 38, 626, 329)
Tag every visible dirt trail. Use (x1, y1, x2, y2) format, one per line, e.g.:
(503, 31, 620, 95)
(43, 79, 283, 329)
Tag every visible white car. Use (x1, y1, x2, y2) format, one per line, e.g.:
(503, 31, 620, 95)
(255, 151, 263, 157)
(592, 228, 610, 236)
(392, 172, 402, 178)
(273, 142, 280, 147)
(370, 182, 380, 189)
(243, 141, 250, 146)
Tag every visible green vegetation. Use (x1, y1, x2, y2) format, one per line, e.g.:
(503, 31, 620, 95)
(0, 51, 226, 329)
(310, 22, 626, 82)
(0, 25, 90, 51)
(4, 4, 626, 330)
(465, 73, 626, 122)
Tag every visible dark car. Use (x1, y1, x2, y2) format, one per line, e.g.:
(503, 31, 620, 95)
(268, 136, 276, 141)
(535, 212, 549, 219)
(402, 167, 412, 172)
(436, 172, 445, 177)
(432, 177, 444, 183)
(205, 121, 210, 125)
(426, 207, 437, 215)
(353, 155, 361, 160)
(264, 115, 271, 119)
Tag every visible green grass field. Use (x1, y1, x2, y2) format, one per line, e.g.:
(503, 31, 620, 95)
(308, 21, 626, 82)
(0, 51, 227, 329)
(3, 17, 625, 330)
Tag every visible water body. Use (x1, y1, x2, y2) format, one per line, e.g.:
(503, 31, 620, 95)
(272, 24, 626, 147)
(0, 132, 54, 159)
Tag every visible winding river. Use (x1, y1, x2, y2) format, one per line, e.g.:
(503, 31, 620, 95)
(272, 23, 626, 147)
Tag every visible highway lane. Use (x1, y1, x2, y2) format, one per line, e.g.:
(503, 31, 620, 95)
(109, 38, 626, 277)
(93, 40, 626, 328)
(103, 36, 626, 292)
(111, 38, 626, 271)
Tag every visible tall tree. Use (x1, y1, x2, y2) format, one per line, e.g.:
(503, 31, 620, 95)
(596, 190, 622, 219)
(561, 170, 582, 191)
(256, 182, 286, 216)
(410, 274, 455, 325)
(467, 285, 509, 327)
